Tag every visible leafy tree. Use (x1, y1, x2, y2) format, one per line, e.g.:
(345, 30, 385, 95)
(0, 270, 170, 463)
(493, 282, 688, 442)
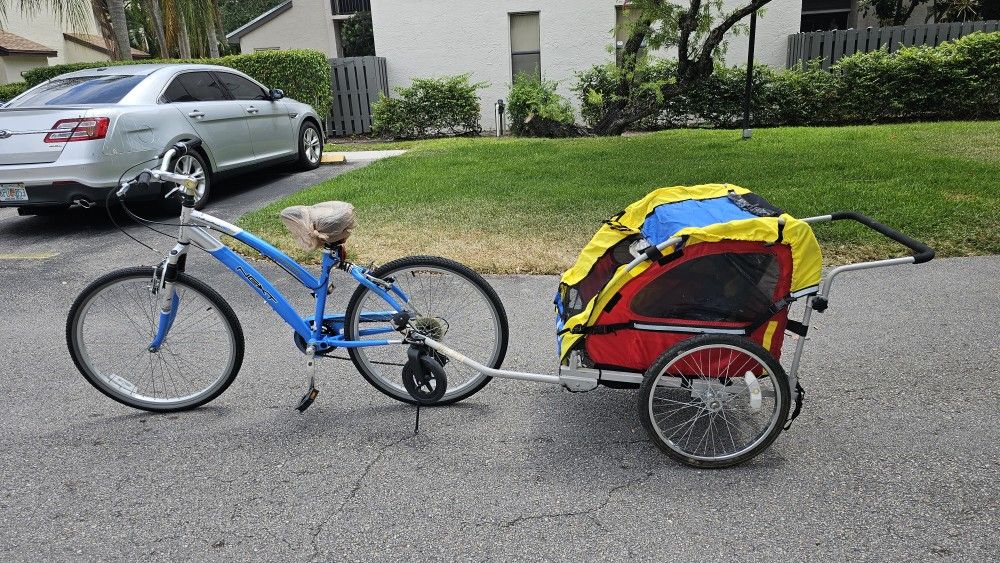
(588, 0, 775, 135)
(341, 10, 374, 57)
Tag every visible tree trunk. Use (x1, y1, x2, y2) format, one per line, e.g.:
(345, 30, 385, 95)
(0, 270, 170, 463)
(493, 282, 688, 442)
(207, 21, 219, 58)
(90, 0, 117, 59)
(145, 0, 168, 58)
(178, 13, 192, 59)
(106, 0, 132, 60)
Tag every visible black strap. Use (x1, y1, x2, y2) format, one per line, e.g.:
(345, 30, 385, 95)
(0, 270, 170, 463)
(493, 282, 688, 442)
(643, 245, 663, 260)
(566, 322, 634, 335)
(745, 295, 795, 334)
(784, 381, 806, 430)
(603, 293, 622, 313)
(785, 320, 808, 337)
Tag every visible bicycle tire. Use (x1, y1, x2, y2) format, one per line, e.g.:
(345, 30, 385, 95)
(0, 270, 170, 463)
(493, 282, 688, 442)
(637, 334, 790, 468)
(66, 266, 244, 412)
(344, 256, 509, 406)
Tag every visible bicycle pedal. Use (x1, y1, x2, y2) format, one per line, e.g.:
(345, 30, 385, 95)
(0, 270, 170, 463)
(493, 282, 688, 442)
(295, 387, 319, 413)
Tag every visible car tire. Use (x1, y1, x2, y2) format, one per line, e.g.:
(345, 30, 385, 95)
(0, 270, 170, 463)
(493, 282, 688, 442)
(163, 149, 211, 210)
(295, 121, 323, 170)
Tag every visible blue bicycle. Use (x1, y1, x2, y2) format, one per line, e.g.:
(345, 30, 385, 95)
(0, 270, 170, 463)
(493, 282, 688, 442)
(66, 140, 509, 412)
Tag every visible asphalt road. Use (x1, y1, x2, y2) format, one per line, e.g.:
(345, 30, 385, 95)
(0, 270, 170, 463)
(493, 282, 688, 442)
(1, 166, 998, 561)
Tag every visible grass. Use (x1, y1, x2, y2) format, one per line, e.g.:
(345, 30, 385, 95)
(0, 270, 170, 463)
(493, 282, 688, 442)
(241, 122, 1000, 274)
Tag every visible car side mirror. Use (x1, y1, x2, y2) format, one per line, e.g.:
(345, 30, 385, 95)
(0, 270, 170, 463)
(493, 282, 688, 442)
(269, 88, 284, 101)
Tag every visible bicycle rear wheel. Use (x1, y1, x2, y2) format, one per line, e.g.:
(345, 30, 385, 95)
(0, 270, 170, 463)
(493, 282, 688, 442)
(344, 256, 509, 405)
(66, 267, 244, 412)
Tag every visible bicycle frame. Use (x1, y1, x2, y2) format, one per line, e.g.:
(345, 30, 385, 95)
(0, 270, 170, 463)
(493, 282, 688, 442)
(149, 205, 412, 353)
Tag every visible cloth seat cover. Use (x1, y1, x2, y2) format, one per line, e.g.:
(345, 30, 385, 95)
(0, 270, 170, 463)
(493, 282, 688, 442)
(280, 201, 356, 251)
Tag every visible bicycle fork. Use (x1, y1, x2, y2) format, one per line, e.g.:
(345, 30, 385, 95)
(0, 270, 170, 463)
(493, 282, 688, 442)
(148, 242, 189, 352)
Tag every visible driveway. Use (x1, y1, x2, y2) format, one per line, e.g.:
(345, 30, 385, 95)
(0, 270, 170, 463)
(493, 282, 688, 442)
(0, 168, 998, 560)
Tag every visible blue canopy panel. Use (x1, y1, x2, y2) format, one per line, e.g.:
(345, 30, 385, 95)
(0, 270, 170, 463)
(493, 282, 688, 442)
(640, 196, 759, 245)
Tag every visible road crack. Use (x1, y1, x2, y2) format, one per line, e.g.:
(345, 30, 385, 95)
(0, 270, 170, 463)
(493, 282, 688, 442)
(497, 471, 655, 529)
(308, 434, 412, 560)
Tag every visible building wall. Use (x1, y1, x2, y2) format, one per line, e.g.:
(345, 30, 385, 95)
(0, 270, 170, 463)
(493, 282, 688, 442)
(238, 0, 342, 56)
(0, 7, 106, 83)
(371, 0, 801, 129)
(64, 40, 113, 65)
(855, 5, 933, 29)
(0, 54, 49, 83)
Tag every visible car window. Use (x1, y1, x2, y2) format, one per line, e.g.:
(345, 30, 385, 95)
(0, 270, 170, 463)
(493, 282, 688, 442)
(8, 75, 145, 107)
(162, 72, 229, 103)
(216, 73, 269, 101)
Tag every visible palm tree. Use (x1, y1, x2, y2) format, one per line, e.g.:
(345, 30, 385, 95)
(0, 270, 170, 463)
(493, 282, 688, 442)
(106, 0, 132, 59)
(0, 0, 131, 60)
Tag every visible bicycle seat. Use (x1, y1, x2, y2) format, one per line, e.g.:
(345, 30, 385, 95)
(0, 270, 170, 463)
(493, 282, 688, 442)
(279, 201, 356, 251)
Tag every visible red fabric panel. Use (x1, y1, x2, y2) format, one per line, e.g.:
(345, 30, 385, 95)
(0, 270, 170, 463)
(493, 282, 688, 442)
(585, 241, 793, 373)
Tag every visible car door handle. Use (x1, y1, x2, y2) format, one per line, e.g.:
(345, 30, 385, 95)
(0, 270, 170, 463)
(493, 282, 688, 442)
(245, 106, 259, 114)
(188, 110, 205, 118)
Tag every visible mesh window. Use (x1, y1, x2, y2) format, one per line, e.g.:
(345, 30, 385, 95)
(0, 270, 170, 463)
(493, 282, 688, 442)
(630, 252, 779, 323)
(562, 235, 639, 318)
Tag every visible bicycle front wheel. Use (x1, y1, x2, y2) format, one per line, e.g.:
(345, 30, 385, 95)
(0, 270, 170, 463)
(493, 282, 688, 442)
(66, 267, 244, 412)
(344, 256, 509, 405)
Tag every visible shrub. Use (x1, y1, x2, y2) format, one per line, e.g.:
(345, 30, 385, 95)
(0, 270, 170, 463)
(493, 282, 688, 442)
(574, 57, 674, 130)
(20, 50, 332, 116)
(506, 75, 577, 137)
(372, 74, 485, 139)
(572, 31, 1000, 130)
(0, 81, 27, 103)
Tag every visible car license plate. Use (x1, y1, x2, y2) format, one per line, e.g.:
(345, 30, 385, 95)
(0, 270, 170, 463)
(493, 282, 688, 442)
(0, 183, 27, 202)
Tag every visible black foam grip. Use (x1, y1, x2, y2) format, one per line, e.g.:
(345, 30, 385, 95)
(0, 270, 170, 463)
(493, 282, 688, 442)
(829, 212, 935, 264)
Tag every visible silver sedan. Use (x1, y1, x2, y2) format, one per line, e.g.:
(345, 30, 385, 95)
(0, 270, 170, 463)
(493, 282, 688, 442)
(0, 63, 324, 212)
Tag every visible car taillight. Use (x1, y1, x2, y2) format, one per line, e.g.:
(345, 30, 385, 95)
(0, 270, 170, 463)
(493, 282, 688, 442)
(43, 117, 110, 143)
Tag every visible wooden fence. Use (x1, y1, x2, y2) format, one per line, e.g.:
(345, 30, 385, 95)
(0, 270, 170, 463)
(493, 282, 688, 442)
(786, 20, 1000, 69)
(328, 56, 388, 137)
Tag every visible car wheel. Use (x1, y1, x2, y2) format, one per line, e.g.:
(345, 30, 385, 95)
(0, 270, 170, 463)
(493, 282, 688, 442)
(296, 122, 322, 170)
(169, 151, 211, 210)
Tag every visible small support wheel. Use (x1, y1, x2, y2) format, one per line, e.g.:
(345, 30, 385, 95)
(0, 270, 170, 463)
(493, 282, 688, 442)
(402, 347, 447, 405)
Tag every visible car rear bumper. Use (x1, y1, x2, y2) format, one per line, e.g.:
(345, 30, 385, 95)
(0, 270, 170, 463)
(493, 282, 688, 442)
(0, 181, 161, 208)
(0, 150, 160, 207)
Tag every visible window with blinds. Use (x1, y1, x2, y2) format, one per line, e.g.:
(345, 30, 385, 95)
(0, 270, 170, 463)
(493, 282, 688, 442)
(510, 12, 541, 81)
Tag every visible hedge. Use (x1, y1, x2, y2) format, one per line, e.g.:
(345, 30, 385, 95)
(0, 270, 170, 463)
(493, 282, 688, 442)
(0, 81, 28, 102)
(577, 31, 1000, 130)
(19, 49, 332, 116)
(372, 74, 485, 139)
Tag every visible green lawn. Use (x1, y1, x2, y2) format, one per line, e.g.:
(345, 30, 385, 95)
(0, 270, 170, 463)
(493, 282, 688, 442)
(242, 122, 1000, 273)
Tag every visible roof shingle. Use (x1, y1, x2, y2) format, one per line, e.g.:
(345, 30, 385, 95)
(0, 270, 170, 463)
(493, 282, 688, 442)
(0, 29, 57, 56)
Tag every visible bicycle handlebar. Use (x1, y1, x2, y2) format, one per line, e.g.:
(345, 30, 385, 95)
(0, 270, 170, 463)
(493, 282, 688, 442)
(118, 139, 203, 199)
(828, 211, 935, 264)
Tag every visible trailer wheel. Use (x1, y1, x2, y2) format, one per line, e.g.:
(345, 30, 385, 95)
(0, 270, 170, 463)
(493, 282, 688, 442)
(638, 334, 790, 468)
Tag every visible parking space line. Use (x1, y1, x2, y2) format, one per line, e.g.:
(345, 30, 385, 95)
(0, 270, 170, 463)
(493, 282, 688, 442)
(0, 252, 60, 260)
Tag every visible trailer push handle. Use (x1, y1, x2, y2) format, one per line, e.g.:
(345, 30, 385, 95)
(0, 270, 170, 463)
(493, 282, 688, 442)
(828, 211, 935, 264)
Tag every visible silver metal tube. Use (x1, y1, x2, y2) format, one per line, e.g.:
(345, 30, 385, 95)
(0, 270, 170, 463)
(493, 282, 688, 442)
(787, 297, 814, 381)
(421, 337, 561, 385)
(624, 236, 684, 272)
(800, 215, 832, 224)
(819, 256, 915, 298)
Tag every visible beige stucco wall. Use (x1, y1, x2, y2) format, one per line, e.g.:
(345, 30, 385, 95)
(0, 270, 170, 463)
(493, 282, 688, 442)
(238, 0, 342, 57)
(0, 53, 49, 83)
(0, 6, 107, 83)
(64, 39, 114, 64)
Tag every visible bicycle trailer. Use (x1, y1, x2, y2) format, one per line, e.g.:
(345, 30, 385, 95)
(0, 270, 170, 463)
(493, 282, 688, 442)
(555, 183, 822, 374)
